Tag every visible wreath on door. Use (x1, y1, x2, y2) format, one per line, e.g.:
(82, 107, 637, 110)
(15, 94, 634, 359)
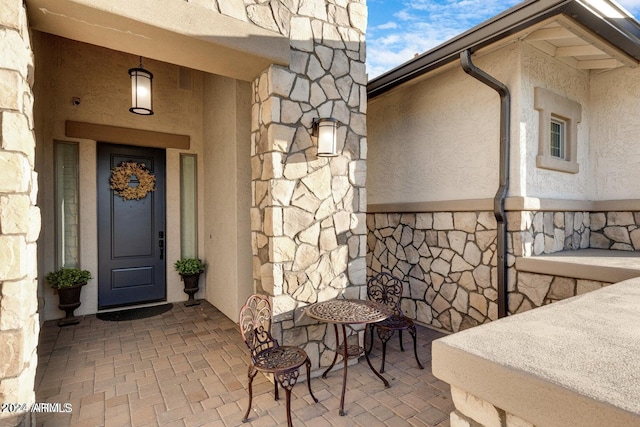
(110, 161, 156, 200)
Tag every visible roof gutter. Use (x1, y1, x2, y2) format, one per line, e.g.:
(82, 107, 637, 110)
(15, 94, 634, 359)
(368, 0, 640, 99)
(460, 50, 510, 318)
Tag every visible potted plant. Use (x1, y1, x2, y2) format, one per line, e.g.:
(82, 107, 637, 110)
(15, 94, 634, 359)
(46, 267, 92, 326)
(174, 258, 206, 306)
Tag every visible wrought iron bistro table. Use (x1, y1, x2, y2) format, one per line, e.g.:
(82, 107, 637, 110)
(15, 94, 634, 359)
(305, 298, 393, 416)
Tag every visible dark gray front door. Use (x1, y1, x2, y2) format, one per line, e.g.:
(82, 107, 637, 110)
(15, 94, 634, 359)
(97, 143, 166, 309)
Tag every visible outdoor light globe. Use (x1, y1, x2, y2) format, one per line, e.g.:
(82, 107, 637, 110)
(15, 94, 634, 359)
(316, 118, 338, 157)
(129, 67, 153, 115)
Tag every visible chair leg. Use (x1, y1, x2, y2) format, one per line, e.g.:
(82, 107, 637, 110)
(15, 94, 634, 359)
(377, 328, 394, 374)
(305, 358, 319, 403)
(380, 339, 388, 373)
(399, 330, 405, 352)
(284, 387, 293, 427)
(242, 366, 258, 423)
(274, 378, 279, 401)
(276, 370, 300, 427)
(409, 325, 424, 369)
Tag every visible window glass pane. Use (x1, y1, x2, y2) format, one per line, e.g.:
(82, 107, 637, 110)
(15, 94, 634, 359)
(180, 154, 198, 258)
(55, 142, 79, 268)
(550, 119, 565, 159)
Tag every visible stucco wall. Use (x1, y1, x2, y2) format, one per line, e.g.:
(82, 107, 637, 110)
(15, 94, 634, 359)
(367, 47, 523, 205)
(33, 33, 206, 320)
(367, 42, 601, 206)
(203, 74, 252, 321)
(518, 43, 591, 199)
(590, 65, 640, 200)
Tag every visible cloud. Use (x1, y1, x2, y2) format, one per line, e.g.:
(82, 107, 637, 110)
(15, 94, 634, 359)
(375, 21, 399, 30)
(367, 0, 522, 78)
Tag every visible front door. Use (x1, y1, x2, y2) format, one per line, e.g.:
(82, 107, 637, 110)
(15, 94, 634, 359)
(97, 143, 166, 309)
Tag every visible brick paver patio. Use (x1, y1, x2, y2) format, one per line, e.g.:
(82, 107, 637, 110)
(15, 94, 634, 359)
(35, 300, 452, 427)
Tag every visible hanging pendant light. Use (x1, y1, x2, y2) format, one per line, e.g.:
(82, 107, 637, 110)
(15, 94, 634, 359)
(313, 118, 339, 157)
(129, 56, 153, 115)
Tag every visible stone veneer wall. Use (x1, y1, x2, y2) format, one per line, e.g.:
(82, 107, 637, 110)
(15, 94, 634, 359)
(511, 210, 640, 256)
(0, 1, 40, 426)
(505, 210, 637, 314)
(367, 212, 499, 332)
(589, 212, 640, 250)
(449, 386, 536, 427)
(510, 211, 591, 256)
(197, 0, 368, 368)
(367, 210, 638, 333)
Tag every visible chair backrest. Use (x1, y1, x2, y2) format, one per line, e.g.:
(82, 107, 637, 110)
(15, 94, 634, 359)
(239, 294, 279, 362)
(367, 272, 404, 317)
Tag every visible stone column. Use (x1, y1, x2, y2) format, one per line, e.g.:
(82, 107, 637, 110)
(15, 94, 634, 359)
(0, 1, 40, 426)
(202, 0, 367, 368)
(246, 0, 368, 367)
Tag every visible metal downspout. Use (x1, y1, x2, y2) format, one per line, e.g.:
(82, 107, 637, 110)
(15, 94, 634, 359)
(460, 50, 510, 318)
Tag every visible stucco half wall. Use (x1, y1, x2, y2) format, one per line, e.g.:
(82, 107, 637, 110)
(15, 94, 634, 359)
(432, 277, 640, 427)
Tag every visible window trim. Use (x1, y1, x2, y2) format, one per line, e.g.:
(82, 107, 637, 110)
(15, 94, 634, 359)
(534, 87, 581, 174)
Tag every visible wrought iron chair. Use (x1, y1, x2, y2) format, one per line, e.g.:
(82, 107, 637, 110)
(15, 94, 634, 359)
(238, 294, 318, 426)
(367, 272, 424, 373)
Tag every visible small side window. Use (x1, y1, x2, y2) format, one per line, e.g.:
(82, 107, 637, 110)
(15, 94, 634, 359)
(180, 154, 198, 258)
(550, 116, 566, 159)
(54, 141, 79, 268)
(534, 87, 581, 173)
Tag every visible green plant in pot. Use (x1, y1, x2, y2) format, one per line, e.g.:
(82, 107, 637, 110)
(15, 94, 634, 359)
(46, 267, 92, 326)
(174, 258, 205, 307)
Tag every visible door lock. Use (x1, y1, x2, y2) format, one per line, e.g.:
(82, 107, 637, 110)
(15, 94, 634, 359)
(158, 232, 164, 260)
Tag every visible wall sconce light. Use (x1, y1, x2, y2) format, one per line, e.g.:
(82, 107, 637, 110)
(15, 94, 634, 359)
(313, 118, 338, 157)
(129, 56, 153, 115)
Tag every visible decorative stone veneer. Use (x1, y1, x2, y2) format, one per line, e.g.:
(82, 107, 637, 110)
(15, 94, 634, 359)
(200, 1, 368, 368)
(509, 272, 610, 314)
(449, 386, 534, 427)
(0, 1, 40, 426)
(367, 209, 637, 333)
(504, 210, 637, 314)
(590, 212, 640, 250)
(510, 211, 591, 256)
(511, 210, 640, 255)
(367, 212, 499, 332)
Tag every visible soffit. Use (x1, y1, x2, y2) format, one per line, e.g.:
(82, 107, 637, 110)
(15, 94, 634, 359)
(520, 16, 638, 70)
(25, 0, 289, 82)
(392, 14, 639, 94)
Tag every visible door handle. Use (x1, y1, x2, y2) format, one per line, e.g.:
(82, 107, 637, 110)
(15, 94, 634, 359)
(159, 239, 164, 260)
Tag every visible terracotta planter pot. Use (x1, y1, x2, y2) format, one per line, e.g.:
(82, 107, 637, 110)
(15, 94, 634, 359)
(181, 273, 201, 306)
(56, 282, 86, 326)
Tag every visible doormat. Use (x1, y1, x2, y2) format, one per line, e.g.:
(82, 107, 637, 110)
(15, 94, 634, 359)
(97, 303, 173, 321)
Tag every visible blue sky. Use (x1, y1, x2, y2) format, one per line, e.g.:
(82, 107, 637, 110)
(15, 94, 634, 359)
(367, 0, 640, 79)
